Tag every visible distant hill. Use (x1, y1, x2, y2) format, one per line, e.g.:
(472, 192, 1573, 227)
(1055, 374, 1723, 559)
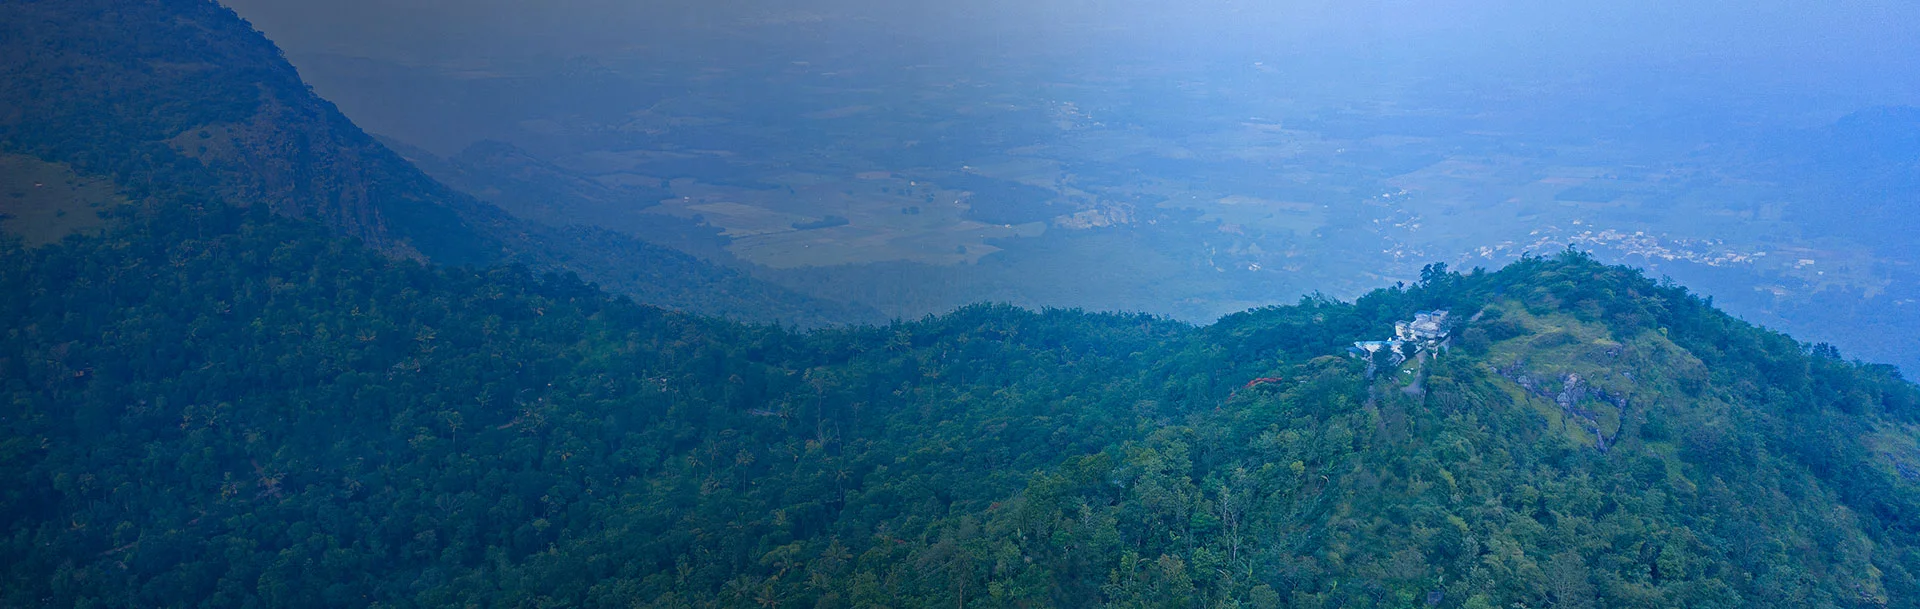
(0, 0, 878, 327)
(1774, 106, 1920, 253)
(4, 193, 1920, 606)
(1712, 106, 1920, 378)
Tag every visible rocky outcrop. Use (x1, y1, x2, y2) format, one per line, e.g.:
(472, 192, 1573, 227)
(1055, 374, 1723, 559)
(1497, 363, 1631, 451)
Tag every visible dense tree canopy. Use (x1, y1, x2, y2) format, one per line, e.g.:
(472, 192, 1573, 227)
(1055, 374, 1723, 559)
(4, 200, 1918, 608)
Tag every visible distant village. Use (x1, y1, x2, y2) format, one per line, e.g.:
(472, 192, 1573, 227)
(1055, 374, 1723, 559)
(1349, 310, 1452, 366)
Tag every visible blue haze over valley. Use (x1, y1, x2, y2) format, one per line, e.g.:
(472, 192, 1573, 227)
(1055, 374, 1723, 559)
(227, 0, 1920, 373)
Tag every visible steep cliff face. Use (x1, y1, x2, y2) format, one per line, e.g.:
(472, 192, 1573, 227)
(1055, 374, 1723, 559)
(163, 94, 412, 257)
(0, 0, 512, 263)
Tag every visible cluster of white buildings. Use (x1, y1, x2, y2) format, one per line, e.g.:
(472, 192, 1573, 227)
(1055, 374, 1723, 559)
(1397, 310, 1451, 343)
(1349, 310, 1452, 365)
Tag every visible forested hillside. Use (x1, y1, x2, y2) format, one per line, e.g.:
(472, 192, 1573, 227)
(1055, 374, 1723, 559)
(6, 1, 1920, 607)
(0, 0, 878, 327)
(4, 196, 1918, 607)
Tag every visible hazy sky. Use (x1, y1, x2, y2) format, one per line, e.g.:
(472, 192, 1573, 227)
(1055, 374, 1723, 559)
(225, 1, 1917, 63)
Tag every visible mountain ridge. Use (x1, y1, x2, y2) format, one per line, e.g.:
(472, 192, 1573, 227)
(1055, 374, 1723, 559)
(0, 0, 496, 262)
(0, 0, 880, 327)
(3, 197, 1917, 606)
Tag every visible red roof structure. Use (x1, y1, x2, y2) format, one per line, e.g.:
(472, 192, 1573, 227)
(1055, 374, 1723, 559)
(1243, 377, 1286, 390)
